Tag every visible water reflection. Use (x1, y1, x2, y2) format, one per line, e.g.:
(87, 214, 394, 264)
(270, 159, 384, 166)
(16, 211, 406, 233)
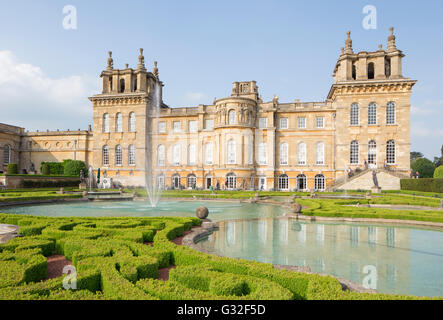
(195, 218, 443, 297)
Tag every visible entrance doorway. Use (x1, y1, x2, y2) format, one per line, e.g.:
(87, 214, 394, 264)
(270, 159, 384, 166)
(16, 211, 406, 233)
(172, 175, 180, 189)
(259, 177, 266, 191)
(206, 176, 212, 189)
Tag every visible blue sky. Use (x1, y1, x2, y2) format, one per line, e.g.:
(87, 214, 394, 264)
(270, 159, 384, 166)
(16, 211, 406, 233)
(0, 0, 442, 159)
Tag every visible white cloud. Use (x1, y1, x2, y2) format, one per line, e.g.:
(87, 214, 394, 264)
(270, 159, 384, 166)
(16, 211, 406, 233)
(411, 123, 443, 138)
(411, 105, 435, 116)
(0, 50, 100, 131)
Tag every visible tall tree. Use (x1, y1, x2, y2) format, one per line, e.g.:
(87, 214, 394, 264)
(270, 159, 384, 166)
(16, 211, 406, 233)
(410, 151, 424, 162)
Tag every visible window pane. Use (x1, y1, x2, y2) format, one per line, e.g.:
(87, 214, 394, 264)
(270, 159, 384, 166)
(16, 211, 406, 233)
(298, 117, 306, 129)
(205, 119, 214, 130)
(189, 121, 197, 133)
(280, 118, 288, 129)
(387, 102, 396, 124)
(316, 117, 324, 128)
(173, 121, 181, 133)
(259, 118, 267, 128)
(158, 122, 166, 133)
(368, 103, 377, 125)
(350, 104, 359, 126)
(350, 141, 359, 164)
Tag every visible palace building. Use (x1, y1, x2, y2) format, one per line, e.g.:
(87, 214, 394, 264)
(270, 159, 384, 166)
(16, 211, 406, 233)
(0, 28, 416, 191)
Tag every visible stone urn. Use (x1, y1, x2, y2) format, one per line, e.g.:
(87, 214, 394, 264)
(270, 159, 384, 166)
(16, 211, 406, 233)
(290, 203, 303, 214)
(196, 206, 209, 220)
(82, 191, 88, 198)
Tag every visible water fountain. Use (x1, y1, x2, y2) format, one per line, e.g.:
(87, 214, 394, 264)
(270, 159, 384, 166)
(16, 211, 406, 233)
(88, 166, 94, 192)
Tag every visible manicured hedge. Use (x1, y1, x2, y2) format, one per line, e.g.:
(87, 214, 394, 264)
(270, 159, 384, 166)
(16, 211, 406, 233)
(401, 178, 443, 193)
(40, 162, 65, 175)
(7, 164, 18, 175)
(22, 179, 80, 188)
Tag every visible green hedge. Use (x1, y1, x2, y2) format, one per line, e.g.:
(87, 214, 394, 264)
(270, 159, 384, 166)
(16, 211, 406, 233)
(7, 164, 18, 175)
(40, 162, 65, 175)
(22, 179, 80, 188)
(401, 178, 443, 193)
(434, 166, 443, 179)
(63, 160, 87, 177)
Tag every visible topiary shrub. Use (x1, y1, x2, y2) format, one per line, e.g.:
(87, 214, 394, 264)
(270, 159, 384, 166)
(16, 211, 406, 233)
(434, 166, 443, 179)
(41, 163, 50, 176)
(411, 158, 435, 178)
(40, 162, 64, 175)
(63, 160, 87, 177)
(6, 164, 18, 175)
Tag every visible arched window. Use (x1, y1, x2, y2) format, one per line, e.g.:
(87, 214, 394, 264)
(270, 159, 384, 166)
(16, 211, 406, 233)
(173, 144, 181, 165)
(385, 57, 391, 78)
(133, 78, 137, 92)
(258, 142, 267, 165)
(316, 142, 324, 165)
(367, 62, 375, 79)
(350, 103, 359, 125)
(115, 145, 122, 166)
(350, 141, 359, 164)
(368, 103, 377, 125)
(227, 139, 236, 164)
(296, 174, 307, 191)
(188, 144, 196, 165)
(116, 113, 122, 132)
(129, 112, 136, 132)
(157, 145, 165, 166)
(315, 174, 326, 191)
(128, 144, 135, 166)
(278, 174, 289, 191)
(120, 79, 125, 93)
(187, 174, 197, 189)
(103, 113, 110, 133)
(280, 142, 288, 165)
(387, 140, 396, 164)
(386, 102, 396, 125)
(205, 143, 213, 165)
(368, 140, 377, 165)
(156, 174, 165, 190)
(228, 110, 236, 125)
(3, 145, 10, 165)
(102, 145, 109, 166)
(226, 173, 236, 189)
(298, 142, 306, 165)
(172, 174, 180, 189)
(352, 64, 357, 80)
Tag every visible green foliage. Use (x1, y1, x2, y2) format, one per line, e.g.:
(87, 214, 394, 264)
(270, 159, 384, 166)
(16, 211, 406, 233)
(6, 164, 18, 175)
(411, 158, 436, 178)
(410, 151, 424, 162)
(41, 163, 50, 176)
(63, 160, 87, 177)
(434, 166, 443, 179)
(22, 179, 80, 188)
(40, 162, 64, 175)
(401, 178, 443, 194)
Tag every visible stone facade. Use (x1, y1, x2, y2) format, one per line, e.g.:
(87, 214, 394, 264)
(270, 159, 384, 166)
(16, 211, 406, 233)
(0, 28, 415, 191)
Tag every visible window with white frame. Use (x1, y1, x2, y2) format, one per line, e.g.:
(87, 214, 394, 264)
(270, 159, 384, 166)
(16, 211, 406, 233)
(280, 118, 288, 129)
(129, 112, 136, 132)
(102, 145, 109, 166)
(258, 143, 267, 165)
(115, 145, 122, 166)
(228, 110, 236, 125)
(258, 118, 267, 129)
(368, 140, 377, 165)
(278, 174, 289, 190)
(368, 102, 377, 125)
(128, 144, 135, 166)
(173, 121, 181, 133)
(158, 121, 166, 133)
(187, 174, 197, 189)
(350, 103, 359, 126)
(297, 117, 306, 129)
(205, 143, 213, 165)
(205, 119, 214, 130)
(188, 144, 196, 165)
(3, 145, 10, 165)
(189, 120, 197, 133)
(157, 145, 165, 166)
(226, 173, 236, 189)
(298, 142, 306, 165)
(350, 141, 359, 164)
(103, 113, 110, 133)
(280, 143, 288, 165)
(386, 102, 396, 125)
(386, 140, 396, 164)
(316, 142, 325, 165)
(227, 139, 236, 164)
(316, 117, 324, 128)
(157, 175, 165, 190)
(297, 174, 307, 191)
(173, 144, 181, 165)
(315, 174, 326, 191)
(116, 113, 123, 132)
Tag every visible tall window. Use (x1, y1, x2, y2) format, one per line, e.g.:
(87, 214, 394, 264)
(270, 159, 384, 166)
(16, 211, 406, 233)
(205, 119, 214, 130)
(226, 173, 236, 189)
(129, 112, 136, 132)
(367, 62, 375, 79)
(385, 57, 391, 78)
(297, 117, 306, 129)
(316, 117, 324, 128)
(158, 121, 166, 133)
(386, 102, 396, 125)
(368, 140, 377, 165)
(157, 145, 165, 166)
(315, 174, 326, 191)
(258, 143, 267, 165)
(297, 174, 307, 191)
(189, 120, 197, 133)
(102, 145, 109, 166)
(103, 113, 110, 133)
(350, 103, 359, 125)
(368, 103, 377, 125)
(115, 145, 122, 166)
(228, 110, 236, 125)
(248, 138, 253, 165)
(280, 118, 288, 129)
(128, 144, 135, 166)
(120, 79, 125, 92)
(173, 144, 181, 165)
(3, 145, 10, 165)
(188, 144, 196, 165)
(278, 174, 289, 191)
(116, 113, 123, 132)
(298, 142, 306, 165)
(280, 143, 288, 165)
(205, 143, 213, 165)
(258, 118, 267, 128)
(227, 139, 236, 164)
(386, 140, 396, 164)
(157, 175, 165, 190)
(173, 121, 181, 133)
(350, 141, 359, 164)
(187, 174, 197, 189)
(316, 142, 325, 165)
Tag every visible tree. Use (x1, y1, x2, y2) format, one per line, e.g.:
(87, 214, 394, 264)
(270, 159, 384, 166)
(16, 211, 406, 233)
(411, 158, 435, 178)
(63, 160, 87, 177)
(434, 166, 443, 178)
(410, 151, 424, 162)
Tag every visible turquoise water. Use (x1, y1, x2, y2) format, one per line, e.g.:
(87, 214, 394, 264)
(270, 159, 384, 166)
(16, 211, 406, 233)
(3, 200, 443, 297)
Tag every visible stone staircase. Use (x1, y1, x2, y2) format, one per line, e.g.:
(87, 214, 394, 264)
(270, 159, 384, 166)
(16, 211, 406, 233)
(332, 168, 409, 191)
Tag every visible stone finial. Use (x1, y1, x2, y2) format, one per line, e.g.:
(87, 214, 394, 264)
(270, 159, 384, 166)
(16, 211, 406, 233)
(387, 27, 397, 52)
(196, 206, 209, 219)
(345, 31, 353, 54)
(107, 51, 113, 70)
(153, 61, 159, 78)
(125, 63, 129, 69)
(378, 44, 383, 51)
(340, 47, 344, 55)
(137, 48, 146, 70)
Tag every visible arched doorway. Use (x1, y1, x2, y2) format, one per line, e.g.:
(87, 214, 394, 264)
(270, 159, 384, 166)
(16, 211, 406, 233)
(226, 173, 236, 190)
(172, 174, 180, 190)
(187, 174, 197, 189)
(296, 174, 307, 191)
